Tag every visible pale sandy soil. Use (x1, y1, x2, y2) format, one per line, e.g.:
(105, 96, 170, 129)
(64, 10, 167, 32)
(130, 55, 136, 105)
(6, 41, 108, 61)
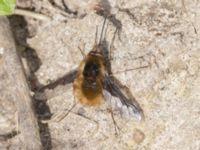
(0, 0, 200, 149)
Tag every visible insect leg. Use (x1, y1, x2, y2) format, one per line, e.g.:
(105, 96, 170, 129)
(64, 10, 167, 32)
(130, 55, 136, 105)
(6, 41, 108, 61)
(107, 108, 120, 136)
(113, 65, 149, 74)
(41, 101, 76, 123)
(78, 44, 86, 58)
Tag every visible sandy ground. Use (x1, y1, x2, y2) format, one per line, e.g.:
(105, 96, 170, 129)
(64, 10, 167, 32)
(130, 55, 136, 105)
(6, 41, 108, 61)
(0, 0, 200, 149)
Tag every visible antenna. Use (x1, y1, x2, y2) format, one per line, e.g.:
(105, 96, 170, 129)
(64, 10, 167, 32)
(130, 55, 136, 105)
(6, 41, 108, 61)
(94, 25, 98, 45)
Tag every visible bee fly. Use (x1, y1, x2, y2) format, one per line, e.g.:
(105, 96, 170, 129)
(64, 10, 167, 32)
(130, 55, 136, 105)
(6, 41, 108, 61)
(73, 17, 144, 120)
(73, 22, 107, 106)
(39, 17, 144, 121)
(73, 46, 105, 106)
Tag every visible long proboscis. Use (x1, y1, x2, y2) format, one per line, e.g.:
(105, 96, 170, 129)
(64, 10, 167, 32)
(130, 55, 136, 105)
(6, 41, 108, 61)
(99, 16, 107, 44)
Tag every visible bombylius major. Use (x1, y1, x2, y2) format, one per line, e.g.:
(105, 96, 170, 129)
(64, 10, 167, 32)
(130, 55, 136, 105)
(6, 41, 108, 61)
(39, 17, 144, 120)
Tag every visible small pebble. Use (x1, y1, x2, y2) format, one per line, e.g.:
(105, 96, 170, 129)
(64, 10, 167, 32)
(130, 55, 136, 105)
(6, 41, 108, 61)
(133, 129, 145, 144)
(0, 48, 4, 55)
(0, 47, 4, 59)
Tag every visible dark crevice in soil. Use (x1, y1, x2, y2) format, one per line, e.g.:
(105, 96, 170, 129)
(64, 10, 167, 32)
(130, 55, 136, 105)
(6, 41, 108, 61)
(0, 130, 19, 141)
(8, 15, 52, 150)
(49, 0, 78, 16)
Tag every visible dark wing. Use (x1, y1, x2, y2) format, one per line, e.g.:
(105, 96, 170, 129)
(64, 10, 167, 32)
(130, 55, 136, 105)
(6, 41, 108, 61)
(38, 69, 78, 92)
(103, 75, 144, 120)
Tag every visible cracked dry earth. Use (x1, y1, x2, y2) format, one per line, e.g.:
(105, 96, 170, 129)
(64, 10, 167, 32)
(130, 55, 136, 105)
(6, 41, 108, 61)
(0, 0, 200, 150)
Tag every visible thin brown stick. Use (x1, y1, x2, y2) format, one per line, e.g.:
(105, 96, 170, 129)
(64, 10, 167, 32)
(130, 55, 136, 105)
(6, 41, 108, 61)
(181, 0, 197, 34)
(0, 17, 42, 150)
(14, 8, 51, 21)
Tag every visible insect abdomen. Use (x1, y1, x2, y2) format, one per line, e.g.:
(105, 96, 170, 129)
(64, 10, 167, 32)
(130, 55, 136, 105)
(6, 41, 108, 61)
(73, 53, 105, 106)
